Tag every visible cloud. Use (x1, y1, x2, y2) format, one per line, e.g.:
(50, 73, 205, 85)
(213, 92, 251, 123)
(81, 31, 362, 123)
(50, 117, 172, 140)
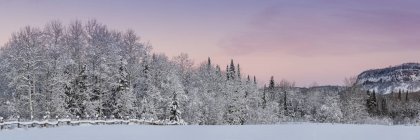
(220, 0, 420, 56)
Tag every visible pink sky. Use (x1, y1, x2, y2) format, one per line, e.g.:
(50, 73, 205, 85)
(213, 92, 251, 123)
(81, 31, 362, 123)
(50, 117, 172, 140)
(1, 0, 420, 86)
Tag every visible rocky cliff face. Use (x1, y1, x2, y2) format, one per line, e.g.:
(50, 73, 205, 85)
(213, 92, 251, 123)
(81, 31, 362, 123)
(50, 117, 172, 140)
(356, 63, 420, 94)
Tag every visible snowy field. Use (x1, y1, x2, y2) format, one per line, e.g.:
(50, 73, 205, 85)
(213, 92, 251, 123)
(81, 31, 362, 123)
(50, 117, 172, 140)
(1, 123, 420, 140)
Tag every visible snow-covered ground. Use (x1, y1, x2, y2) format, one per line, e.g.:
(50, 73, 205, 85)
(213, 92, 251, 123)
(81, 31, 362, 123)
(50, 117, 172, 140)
(1, 123, 419, 140)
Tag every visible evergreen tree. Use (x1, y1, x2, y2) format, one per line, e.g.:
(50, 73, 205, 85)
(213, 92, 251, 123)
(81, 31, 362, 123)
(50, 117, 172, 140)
(366, 90, 378, 115)
(215, 65, 221, 76)
(113, 59, 135, 118)
(66, 64, 90, 118)
(168, 92, 182, 122)
(226, 65, 229, 80)
(381, 99, 388, 116)
(269, 76, 275, 89)
(405, 91, 409, 102)
(253, 76, 257, 85)
(207, 57, 211, 71)
(398, 89, 402, 101)
(229, 59, 235, 80)
(262, 85, 267, 109)
(237, 64, 241, 80)
(283, 91, 287, 115)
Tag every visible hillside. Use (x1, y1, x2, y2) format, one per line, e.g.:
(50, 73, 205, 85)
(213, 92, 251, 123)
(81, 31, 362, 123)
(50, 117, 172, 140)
(356, 63, 420, 94)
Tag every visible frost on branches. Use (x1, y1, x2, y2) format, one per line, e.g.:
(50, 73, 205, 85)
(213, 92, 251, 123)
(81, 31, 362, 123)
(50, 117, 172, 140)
(0, 20, 419, 125)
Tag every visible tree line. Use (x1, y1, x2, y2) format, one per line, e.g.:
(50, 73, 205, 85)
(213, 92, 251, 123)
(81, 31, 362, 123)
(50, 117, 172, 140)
(0, 20, 419, 125)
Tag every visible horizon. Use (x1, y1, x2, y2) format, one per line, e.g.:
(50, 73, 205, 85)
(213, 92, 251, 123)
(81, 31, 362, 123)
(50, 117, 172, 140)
(1, 0, 420, 86)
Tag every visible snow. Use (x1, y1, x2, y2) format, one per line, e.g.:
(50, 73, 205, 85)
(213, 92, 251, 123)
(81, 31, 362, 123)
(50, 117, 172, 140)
(0, 119, 186, 128)
(1, 123, 420, 140)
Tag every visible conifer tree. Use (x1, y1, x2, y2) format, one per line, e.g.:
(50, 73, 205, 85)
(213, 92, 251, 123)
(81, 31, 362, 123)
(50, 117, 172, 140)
(262, 85, 267, 109)
(237, 64, 241, 80)
(226, 65, 229, 80)
(229, 59, 235, 80)
(67, 64, 90, 118)
(381, 99, 388, 116)
(207, 57, 211, 71)
(113, 59, 134, 118)
(283, 91, 287, 114)
(398, 89, 402, 101)
(269, 76, 275, 90)
(366, 90, 378, 115)
(215, 65, 221, 76)
(169, 92, 181, 122)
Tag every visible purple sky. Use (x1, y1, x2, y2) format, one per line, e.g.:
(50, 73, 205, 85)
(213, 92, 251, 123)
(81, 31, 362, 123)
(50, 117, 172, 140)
(1, 0, 420, 86)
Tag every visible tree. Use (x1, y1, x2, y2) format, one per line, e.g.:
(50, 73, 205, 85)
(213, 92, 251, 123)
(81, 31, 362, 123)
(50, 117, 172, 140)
(318, 95, 343, 123)
(237, 64, 241, 80)
(283, 91, 288, 116)
(226, 65, 229, 80)
(398, 89, 402, 101)
(381, 99, 388, 116)
(215, 65, 221, 76)
(261, 85, 267, 109)
(168, 92, 182, 123)
(138, 58, 161, 121)
(66, 64, 90, 118)
(269, 76, 275, 90)
(340, 87, 369, 123)
(112, 59, 135, 118)
(43, 21, 68, 118)
(267, 76, 276, 101)
(343, 76, 357, 87)
(4, 26, 45, 120)
(229, 59, 235, 80)
(207, 57, 211, 71)
(366, 90, 378, 116)
(225, 87, 247, 125)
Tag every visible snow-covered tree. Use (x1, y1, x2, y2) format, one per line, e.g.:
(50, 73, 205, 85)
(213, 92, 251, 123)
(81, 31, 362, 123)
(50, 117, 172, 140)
(340, 87, 369, 123)
(1, 20, 416, 125)
(3, 26, 45, 120)
(168, 92, 183, 123)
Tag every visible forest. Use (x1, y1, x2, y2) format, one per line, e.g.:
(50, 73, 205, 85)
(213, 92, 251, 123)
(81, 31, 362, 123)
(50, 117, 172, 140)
(0, 20, 419, 125)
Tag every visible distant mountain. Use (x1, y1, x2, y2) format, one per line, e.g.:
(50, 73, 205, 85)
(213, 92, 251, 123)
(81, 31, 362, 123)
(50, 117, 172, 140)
(356, 63, 420, 94)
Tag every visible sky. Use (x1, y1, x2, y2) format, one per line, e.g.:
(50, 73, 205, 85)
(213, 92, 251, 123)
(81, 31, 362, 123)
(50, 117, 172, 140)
(1, 0, 420, 87)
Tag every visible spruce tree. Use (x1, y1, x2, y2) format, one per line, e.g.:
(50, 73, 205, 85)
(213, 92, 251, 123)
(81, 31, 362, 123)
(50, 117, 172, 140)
(398, 89, 402, 101)
(229, 59, 235, 80)
(269, 76, 275, 90)
(366, 90, 378, 115)
(113, 59, 134, 119)
(215, 65, 221, 76)
(262, 85, 267, 109)
(226, 65, 230, 80)
(207, 57, 211, 71)
(237, 64, 241, 80)
(381, 99, 388, 116)
(283, 91, 288, 116)
(67, 64, 89, 118)
(372, 90, 377, 103)
(169, 92, 181, 122)
(253, 76, 257, 85)
(405, 91, 409, 102)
